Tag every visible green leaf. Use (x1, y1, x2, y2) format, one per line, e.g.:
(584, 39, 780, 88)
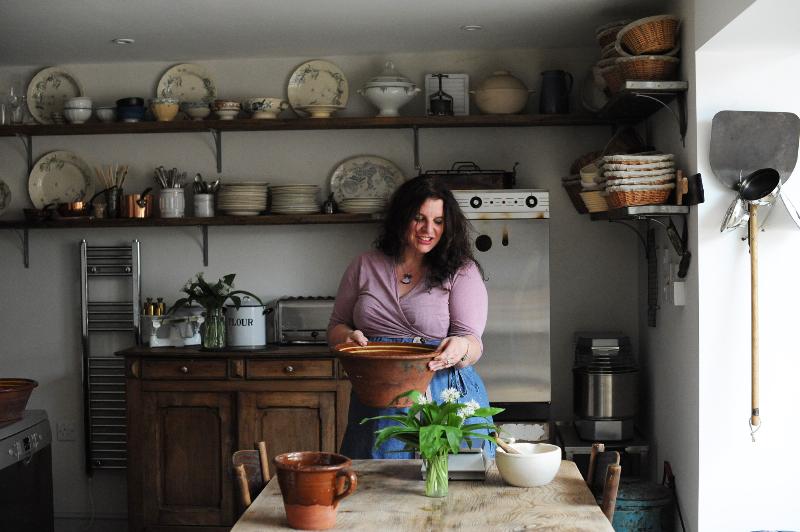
(222, 273, 236, 286)
(473, 407, 505, 417)
(443, 425, 462, 453)
(167, 297, 190, 315)
(419, 425, 447, 456)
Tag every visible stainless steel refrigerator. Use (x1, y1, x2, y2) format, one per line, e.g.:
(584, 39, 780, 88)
(455, 190, 551, 420)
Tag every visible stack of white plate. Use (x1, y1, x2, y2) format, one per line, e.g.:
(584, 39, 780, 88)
(269, 184, 320, 214)
(217, 182, 268, 216)
(339, 197, 387, 214)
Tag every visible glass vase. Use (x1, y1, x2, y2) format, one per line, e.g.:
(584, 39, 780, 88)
(424, 452, 449, 497)
(202, 307, 226, 350)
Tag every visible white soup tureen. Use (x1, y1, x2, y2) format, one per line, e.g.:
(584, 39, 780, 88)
(358, 61, 420, 117)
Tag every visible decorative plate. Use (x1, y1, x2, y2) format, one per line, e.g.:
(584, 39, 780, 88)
(26, 67, 85, 124)
(157, 63, 217, 103)
(28, 151, 94, 209)
(0, 179, 10, 216)
(287, 60, 349, 112)
(329, 156, 405, 204)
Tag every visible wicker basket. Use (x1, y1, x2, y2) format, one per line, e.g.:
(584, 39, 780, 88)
(616, 56, 679, 81)
(606, 186, 673, 208)
(601, 42, 623, 59)
(562, 180, 589, 214)
(596, 25, 625, 48)
(617, 15, 680, 55)
(579, 190, 610, 213)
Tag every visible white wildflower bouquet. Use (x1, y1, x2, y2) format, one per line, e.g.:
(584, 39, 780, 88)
(362, 388, 503, 460)
(168, 272, 262, 313)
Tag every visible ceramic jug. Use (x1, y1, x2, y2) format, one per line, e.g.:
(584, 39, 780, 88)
(539, 70, 574, 114)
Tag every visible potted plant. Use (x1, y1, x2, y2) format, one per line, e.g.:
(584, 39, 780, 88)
(169, 272, 262, 350)
(362, 388, 503, 497)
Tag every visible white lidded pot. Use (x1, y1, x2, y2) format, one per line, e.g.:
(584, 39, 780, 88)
(225, 296, 268, 348)
(357, 61, 421, 117)
(470, 70, 534, 114)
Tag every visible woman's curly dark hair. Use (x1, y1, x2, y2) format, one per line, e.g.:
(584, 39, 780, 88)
(375, 175, 480, 287)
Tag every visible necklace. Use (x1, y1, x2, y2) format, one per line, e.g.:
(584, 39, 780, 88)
(401, 273, 412, 285)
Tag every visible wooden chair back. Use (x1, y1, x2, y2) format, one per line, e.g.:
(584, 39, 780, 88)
(232, 441, 270, 511)
(585, 442, 622, 523)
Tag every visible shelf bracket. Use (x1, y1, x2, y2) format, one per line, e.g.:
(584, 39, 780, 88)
(608, 219, 649, 257)
(14, 228, 30, 268)
(210, 129, 222, 173)
(412, 126, 421, 174)
(633, 93, 686, 148)
(201, 225, 209, 266)
(16, 133, 33, 174)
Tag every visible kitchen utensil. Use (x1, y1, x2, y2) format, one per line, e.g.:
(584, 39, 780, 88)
(539, 70, 573, 114)
(710, 111, 800, 189)
(471, 70, 533, 115)
(423, 161, 517, 189)
(193, 193, 214, 217)
(225, 297, 269, 348)
(428, 73, 453, 116)
(123, 187, 154, 218)
(720, 195, 748, 232)
(738, 168, 780, 203)
(494, 443, 561, 487)
(358, 61, 420, 117)
(491, 432, 520, 454)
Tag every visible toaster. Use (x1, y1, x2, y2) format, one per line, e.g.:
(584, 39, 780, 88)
(273, 296, 335, 344)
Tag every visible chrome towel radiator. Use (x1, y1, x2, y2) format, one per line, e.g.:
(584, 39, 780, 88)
(80, 240, 140, 473)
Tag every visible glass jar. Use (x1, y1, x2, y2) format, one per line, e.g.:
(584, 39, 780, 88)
(424, 451, 449, 497)
(202, 307, 226, 350)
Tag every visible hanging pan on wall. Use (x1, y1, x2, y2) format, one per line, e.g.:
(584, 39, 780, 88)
(710, 110, 800, 440)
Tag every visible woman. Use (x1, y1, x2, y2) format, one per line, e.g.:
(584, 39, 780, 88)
(328, 175, 495, 459)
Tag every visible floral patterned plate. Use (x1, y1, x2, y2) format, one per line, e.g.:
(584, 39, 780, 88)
(329, 156, 405, 204)
(0, 179, 10, 216)
(26, 67, 85, 124)
(287, 60, 349, 113)
(156, 63, 217, 103)
(28, 151, 94, 209)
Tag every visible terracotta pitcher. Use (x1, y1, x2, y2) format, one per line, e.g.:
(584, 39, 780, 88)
(273, 452, 357, 530)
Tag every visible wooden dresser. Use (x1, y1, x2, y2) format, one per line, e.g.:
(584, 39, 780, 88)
(117, 345, 351, 532)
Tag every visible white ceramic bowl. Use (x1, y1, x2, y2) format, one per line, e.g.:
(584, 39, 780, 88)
(246, 97, 288, 119)
(184, 105, 211, 120)
(214, 108, 239, 120)
(494, 442, 561, 487)
(65, 96, 93, 109)
(358, 85, 420, 117)
(94, 107, 116, 123)
(64, 107, 92, 124)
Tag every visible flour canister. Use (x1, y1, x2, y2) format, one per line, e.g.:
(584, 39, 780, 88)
(226, 296, 267, 348)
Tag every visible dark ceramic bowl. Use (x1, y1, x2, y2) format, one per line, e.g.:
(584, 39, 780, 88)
(117, 105, 145, 122)
(0, 379, 38, 422)
(334, 342, 436, 407)
(116, 97, 144, 107)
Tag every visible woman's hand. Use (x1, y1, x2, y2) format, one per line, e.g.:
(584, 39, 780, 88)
(429, 336, 471, 371)
(345, 329, 368, 346)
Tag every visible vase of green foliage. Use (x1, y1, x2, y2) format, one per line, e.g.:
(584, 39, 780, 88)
(363, 388, 503, 497)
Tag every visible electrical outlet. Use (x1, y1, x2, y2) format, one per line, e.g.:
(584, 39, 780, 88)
(56, 421, 77, 441)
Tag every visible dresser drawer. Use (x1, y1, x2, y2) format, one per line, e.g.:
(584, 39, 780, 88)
(247, 359, 335, 379)
(141, 359, 228, 380)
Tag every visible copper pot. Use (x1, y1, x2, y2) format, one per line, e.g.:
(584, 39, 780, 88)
(123, 188, 154, 218)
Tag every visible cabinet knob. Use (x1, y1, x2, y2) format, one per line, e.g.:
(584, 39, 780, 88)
(180, 366, 189, 374)
(284, 365, 294, 374)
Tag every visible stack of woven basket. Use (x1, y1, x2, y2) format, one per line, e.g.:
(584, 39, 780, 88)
(602, 153, 676, 208)
(594, 15, 681, 95)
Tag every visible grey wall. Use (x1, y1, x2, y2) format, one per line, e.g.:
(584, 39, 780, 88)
(0, 48, 641, 528)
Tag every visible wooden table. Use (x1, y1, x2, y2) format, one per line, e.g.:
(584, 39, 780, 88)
(232, 459, 613, 531)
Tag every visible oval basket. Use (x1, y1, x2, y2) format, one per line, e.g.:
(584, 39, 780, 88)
(616, 15, 681, 55)
(606, 184, 675, 208)
(334, 342, 436, 407)
(0, 378, 38, 423)
(616, 56, 680, 82)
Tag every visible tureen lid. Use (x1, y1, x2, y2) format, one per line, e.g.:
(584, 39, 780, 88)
(477, 70, 528, 91)
(363, 61, 416, 88)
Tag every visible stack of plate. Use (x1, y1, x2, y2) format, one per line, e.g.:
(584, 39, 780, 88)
(269, 184, 320, 214)
(217, 182, 268, 216)
(339, 197, 387, 214)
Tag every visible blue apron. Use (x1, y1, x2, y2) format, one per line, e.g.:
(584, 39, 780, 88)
(339, 336, 496, 459)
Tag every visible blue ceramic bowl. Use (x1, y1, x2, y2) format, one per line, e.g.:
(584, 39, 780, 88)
(117, 105, 145, 122)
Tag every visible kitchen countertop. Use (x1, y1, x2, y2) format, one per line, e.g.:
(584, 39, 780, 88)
(232, 459, 614, 531)
(115, 344, 334, 358)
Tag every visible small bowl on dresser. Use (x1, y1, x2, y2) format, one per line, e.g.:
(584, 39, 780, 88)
(181, 101, 211, 121)
(494, 442, 562, 487)
(95, 106, 117, 123)
(214, 108, 240, 120)
(65, 96, 93, 110)
(149, 97, 180, 122)
(117, 105, 145, 123)
(246, 97, 288, 119)
(63, 107, 92, 124)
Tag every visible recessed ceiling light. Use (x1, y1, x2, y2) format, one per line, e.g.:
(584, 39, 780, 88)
(112, 38, 135, 45)
(460, 25, 483, 31)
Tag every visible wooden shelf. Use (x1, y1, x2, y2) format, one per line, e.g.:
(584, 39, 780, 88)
(0, 212, 380, 230)
(0, 113, 624, 138)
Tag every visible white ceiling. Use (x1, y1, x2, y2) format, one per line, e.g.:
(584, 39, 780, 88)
(0, 0, 667, 66)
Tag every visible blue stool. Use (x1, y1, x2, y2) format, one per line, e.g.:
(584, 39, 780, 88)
(607, 480, 674, 532)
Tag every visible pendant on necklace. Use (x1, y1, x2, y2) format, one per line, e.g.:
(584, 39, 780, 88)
(401, 273, 412, 285)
